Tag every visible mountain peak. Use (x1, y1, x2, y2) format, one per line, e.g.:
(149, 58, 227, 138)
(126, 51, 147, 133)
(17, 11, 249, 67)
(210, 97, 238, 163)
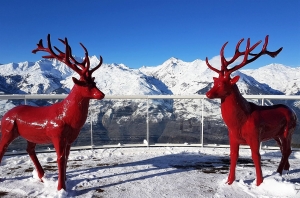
(261, 63, 291, 70)
(168, 57, 179, 61)
(162, 57, 181, 66)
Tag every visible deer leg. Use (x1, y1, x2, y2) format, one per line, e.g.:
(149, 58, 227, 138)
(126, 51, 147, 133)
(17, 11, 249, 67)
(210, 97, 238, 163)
(64, 144, 71, 181)
(276, 135, 292, 174)
(52, 139, 67, 191)
(274, 137, 283, 153)
(249, 140, 263, 186)
(227, 140, 239, 185)
(283, 137, 292, 171)
(274, 136, 290, 169)
(0, 130, 19, 164)
(26, 141, 44, 181)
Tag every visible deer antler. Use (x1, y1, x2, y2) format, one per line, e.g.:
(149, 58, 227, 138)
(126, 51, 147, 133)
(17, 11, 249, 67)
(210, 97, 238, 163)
(206, 35, 283, 77)
(32, 34, 102, 82)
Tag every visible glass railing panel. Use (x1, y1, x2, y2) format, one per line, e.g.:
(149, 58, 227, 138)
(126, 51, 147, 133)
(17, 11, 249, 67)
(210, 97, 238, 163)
(25, 98, 64, 107)
(149, 98, 202, 144)
(70, 123, 92, 147)
(202, 98, 228, 145)
(90, 99, 147, 146)
(0, 95, 299, 151)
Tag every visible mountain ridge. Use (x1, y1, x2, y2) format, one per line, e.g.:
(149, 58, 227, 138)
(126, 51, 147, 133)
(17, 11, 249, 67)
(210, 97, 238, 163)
(1, 57, 299, 96)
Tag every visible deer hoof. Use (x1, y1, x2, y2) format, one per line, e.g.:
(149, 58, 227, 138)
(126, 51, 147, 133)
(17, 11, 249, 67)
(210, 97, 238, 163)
(226, 175, 235, 185)
(256, 178, 263, 186)
(226, 179, 234, 185)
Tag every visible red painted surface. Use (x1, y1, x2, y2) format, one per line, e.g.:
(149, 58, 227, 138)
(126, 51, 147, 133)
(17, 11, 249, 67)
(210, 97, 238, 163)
(206, 35, 297, 186)
(0, 34, 105, 190)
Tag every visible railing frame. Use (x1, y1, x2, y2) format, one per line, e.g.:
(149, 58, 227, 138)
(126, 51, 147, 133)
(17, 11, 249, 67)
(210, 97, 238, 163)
(1, 94, 300, 154)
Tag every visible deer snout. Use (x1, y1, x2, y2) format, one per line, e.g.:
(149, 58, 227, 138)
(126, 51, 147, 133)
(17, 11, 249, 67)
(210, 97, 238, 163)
(206, 90, 216, 99)
(94, 90, 105, 100)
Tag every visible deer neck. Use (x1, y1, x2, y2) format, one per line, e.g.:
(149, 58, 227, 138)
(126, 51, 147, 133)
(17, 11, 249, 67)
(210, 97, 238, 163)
(220, 84, 251, 127)
(61, 85, 90, 126)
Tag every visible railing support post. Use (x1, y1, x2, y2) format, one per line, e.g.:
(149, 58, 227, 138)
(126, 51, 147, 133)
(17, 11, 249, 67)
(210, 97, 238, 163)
(260, 98, 265, 150)
(90, 110, 94, 150)
(146, 98, 150, 147)
(201, 98, 204, 147)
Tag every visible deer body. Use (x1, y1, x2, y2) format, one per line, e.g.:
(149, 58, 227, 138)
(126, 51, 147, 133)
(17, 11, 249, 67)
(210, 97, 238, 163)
(0, 34, 105, 191)
(218, 85, 295, 141)
(2, 84, 100, 143)
(206, 36, 297, 186)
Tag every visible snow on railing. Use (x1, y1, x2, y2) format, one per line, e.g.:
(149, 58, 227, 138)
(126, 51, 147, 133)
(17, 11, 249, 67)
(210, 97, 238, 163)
(1, 94, 300, 154)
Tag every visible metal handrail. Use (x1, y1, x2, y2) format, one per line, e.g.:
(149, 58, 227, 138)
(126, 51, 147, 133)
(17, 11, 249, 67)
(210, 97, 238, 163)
(1, 94, 300, 100)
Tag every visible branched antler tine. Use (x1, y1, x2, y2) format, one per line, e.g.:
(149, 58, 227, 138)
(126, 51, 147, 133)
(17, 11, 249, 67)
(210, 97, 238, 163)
(220, 42, 229, 71)
(37, 39, 44, 48)
(64, 37, 70, 61)
(226, 38, 245, 66)
(33, 34, 59, 59)
(32, 39, 45, 54)
(90, 56, 103, 74)
(59, 38, 86, 69)
(262, 35, 269, 51)
(84, 53, 90, 78)
(249, 35, 282, 58)
(266, 47, 283, 58)
(79, 42, 89, 74)
(227, 38, 252, 73)
(57, 38, 69, 56)
(32, 35, 57, 60)
(55, 37, 82, 75)
(247, 36, 267, 57)
(79, 43, 89, 66)
(62, 37, 76, 70)
(64, 42, 88, 71)
(33, 34, 105, 81)
(246, 47, 283, 66)
(68, 54, 85, 70)
(59, 38, 89, 75)
(45, 34, 60, 59)
(243, 36, 282, 67)
(64, 38, 86, 75)
(248, 40, 262, 53)
(80, 43, 88, 55)
(205, 57, 221, 73)
(53, 46, 65, 59)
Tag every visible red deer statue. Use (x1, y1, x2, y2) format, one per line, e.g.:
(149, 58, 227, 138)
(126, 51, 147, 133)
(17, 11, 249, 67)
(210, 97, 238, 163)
(205, 35, 297, 186)
(0, 34, 105, 190)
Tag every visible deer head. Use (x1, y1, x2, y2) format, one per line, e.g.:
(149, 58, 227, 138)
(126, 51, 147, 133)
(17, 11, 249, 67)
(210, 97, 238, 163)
(206, 35, 282, 99)
(32, 34, 105, 100)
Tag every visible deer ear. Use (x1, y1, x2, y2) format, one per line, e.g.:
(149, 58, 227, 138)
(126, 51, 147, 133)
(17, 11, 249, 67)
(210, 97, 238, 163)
(72, 77, 87, 86)
(230, 76, 240, 85)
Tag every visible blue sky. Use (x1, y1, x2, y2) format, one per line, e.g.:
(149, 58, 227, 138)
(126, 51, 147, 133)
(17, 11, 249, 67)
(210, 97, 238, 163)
(1, 0, 299, 69)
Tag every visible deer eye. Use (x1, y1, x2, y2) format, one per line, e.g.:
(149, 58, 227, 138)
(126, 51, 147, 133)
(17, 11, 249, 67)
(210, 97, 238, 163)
(87, 81, 96, 88)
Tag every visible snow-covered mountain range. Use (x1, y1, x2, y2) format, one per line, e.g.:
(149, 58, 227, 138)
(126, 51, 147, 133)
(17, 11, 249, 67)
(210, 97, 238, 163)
(1, 56, 300, 148)
(1, 56, 300, 96)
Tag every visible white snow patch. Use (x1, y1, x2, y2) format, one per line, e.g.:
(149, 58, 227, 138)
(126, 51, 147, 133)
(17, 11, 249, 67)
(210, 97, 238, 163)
(0, 147, 299, 197)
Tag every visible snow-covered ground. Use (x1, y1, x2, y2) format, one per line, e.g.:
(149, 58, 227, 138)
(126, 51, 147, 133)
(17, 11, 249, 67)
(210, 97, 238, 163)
(0, 147, 299, 198)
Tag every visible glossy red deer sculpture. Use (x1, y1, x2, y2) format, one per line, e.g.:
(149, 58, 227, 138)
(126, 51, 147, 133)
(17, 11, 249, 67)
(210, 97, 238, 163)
(0, 34, 105, 190)
(206, 35, 297, 186)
